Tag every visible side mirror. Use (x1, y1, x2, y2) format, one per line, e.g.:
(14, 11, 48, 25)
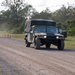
(62, 31, 67, 38)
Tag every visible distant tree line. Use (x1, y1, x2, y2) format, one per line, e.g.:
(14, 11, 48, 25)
(0, 0, 75, 36)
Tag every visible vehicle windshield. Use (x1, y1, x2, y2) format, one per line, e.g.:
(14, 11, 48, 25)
(35, 26, 58, 33)
(47, 26, 58, 33)
(35, 26, 46, 33)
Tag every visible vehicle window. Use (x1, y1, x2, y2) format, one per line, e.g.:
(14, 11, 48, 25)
(35, 26, 46, 33)
(47, 26, 58, 33)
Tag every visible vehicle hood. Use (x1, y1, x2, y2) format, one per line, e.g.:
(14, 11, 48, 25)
(35, 33, 47, 36)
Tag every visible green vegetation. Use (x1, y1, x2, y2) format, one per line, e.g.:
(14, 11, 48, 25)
(0, 31, 24, 40)
(10, 34, 24, 40)
(0, 31, 9, 37)
(0, 0, 75, 36)
(65, 37, 75, 49)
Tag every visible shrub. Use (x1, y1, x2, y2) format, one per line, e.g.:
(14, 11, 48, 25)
(11, 21, 25, 34)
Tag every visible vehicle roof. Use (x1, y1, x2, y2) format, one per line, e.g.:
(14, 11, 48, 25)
(25, 19, 56, 32)
(26, 19, 55, 22)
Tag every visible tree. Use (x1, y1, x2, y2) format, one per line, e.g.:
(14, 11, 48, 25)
(1, 0, 34, 31)
(67, 20, 75, 36)
(32, 8, 51, 19)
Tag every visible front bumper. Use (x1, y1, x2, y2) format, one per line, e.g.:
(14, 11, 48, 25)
(38, 35, 65, 40)
(37, 35, 65, 44)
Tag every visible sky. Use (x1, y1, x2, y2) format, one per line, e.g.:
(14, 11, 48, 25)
(0, 0, 75, 12)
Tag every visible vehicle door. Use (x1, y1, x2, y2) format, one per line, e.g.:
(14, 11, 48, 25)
(30, 26, 35, 42)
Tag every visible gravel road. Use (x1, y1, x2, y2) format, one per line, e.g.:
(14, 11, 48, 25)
(0, 37, 75, 75)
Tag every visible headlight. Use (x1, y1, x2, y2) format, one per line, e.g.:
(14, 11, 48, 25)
(56, 36, 59, 39)
(56, 35, 64, 39)
(44, 36, 47, 38)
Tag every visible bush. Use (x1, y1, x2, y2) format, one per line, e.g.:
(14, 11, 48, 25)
(11, 28, 20, 34)
(67, 27, 75, 36)
(11, 21, 25, 34)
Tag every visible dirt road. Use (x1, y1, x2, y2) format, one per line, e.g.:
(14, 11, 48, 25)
(0, 37, 75, 75)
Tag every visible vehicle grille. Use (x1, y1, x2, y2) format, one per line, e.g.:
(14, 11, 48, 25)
(47, 36, 56, 39)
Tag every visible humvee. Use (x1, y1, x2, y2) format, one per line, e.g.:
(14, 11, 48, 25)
(24, 19, 67, 50)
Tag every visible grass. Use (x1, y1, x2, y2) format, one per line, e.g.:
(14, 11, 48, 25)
(0, 31, 24, 40)
(0, 31, 9, 37)
(10, 34, 24, 40)
(0, 31, 75, 49)
(65, 37, 75, 49)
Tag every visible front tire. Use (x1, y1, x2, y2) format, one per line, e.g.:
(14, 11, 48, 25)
(25, 37, 30, 47)
(58, 40, 64, 50)
(34, 38, 40, 49)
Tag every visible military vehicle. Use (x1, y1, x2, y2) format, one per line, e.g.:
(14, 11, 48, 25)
(24, 19, 67, 50)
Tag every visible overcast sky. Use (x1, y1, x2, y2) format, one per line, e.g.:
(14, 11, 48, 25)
(0, 0, 75, 12)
